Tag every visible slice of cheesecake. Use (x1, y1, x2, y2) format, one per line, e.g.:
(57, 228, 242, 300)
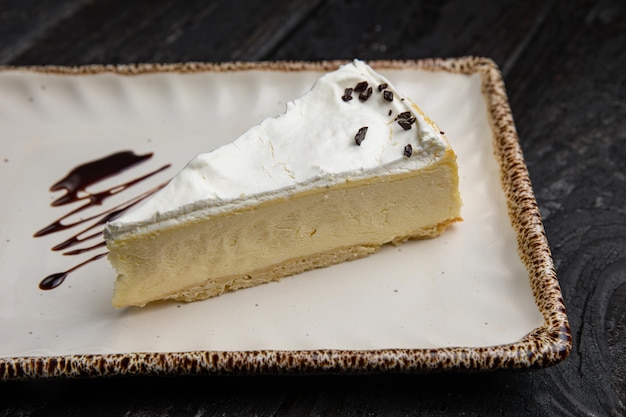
(104, 60, 462, 308)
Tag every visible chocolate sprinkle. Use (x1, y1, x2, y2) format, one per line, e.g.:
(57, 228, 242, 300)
(354, 81, 369, 93)
(355, 126, 368, 145)
(398, 117, 417, 130)
(396, 112, 416, 129)
(398, 120, 412, 130)
(388, 109, 393, 116)
(342, 87, 354, 102)
(377, 83, 388, 92)
(383, 90, 393, 102)
(359, 86, 373, 101)
(403, 144, 413, 157)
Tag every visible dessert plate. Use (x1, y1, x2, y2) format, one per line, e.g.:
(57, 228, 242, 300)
(0, 58, 571, 379)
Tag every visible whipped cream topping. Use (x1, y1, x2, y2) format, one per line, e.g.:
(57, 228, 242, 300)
(105, 60, 448, 238)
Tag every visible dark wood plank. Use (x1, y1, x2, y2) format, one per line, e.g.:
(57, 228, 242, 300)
(2, 0, 323, 65)
(505, 1, 626, 414)
(268, 0, 552, 70)
(0, 0, 89, 63)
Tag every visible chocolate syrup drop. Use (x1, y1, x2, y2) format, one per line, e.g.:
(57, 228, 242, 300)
(49, 150, 152, 206)
(39, 252, 109, 290)
(35, 150, 171, 290)
(62, 241, 107, 256)
(34, 163, 170, 237)
(49, 181, 167, 252)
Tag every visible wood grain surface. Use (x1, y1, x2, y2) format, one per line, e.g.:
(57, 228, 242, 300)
(1, 0, 625, 415)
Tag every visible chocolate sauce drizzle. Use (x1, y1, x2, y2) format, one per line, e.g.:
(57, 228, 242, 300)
(35, 150, 171, 290)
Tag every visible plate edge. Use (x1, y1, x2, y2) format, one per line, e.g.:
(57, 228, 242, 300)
(0, 56, 572, 380)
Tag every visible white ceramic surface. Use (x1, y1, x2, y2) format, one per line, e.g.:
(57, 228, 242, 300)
(0, 65, 544, 359)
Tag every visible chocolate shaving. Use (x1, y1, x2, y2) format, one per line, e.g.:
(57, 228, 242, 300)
(398, 120, 415, 131)
(403, 144, 413, 157)
(354, 81, 369, 93)
(355, 126, 368, 145)
(398, 120, 412, 130)
(396, 111, 416, 129)
(342, 87, 354, 102)
(359, 86, 373, 101)
(383, 90, 393, 102)
(377, 83, 388, 92)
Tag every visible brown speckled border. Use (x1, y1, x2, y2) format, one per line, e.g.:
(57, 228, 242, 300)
(0, 57, 571, 380)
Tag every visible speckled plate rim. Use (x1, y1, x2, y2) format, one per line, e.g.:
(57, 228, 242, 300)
(0, 57, 571, 380)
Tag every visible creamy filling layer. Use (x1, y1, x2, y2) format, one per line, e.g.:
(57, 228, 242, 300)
(109, 154, 460, 307)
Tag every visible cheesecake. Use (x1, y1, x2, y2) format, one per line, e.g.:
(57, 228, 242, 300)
(105, 60, 462, 308)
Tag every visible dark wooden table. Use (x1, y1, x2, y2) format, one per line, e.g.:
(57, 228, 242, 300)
(1, 0, 624, 415)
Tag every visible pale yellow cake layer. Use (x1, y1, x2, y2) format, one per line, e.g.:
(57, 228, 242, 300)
(108, 149, 461, 307)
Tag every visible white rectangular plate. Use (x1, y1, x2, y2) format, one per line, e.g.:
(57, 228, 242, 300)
(0, 58, 571, 378)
